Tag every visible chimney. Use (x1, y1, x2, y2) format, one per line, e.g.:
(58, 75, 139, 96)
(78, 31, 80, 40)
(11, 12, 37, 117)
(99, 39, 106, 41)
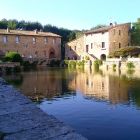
(34, 29, 38, 34)
(7, 27, 10, 33)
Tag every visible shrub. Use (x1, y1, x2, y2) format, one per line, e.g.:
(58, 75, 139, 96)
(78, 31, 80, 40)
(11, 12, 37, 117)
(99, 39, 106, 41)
(64, 60, 69, 66)
(4, 52, 23, 64)
(49, 60, 60, 67)
(112, 64, 116, 70)
(22, 61, 30, 67)
(94, 60, 99, 70)
(94, 59, 102, 66)
(68, 60, 76, 68)
(77, 60, 85, 67)
(85, 56, 90, 60)
(126, 62, 135, 69)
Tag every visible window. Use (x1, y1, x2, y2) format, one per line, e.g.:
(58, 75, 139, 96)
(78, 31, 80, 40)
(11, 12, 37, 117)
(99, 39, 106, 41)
(91, 43, 93, 49)
(53, 38, 56, 45)
(102, 42, 105, 48)
(74, 46, 76, 51)
(24, 44, 28, 48)
(119, 30, 121, 35)
(119, 43, 121, 48)
(3, 36, 8, 43)
(86, 45, 89, 52)
(16, 36, 20, 43)
(45, 37, 48, 44)
(33, 37, 36, 44)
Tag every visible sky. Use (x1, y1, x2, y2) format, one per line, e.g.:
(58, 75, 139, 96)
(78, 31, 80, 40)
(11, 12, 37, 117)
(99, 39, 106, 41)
(0, 0, 140, 30)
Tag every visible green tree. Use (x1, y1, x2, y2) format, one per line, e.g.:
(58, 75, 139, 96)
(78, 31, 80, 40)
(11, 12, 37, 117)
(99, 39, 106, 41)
(8, 20, 17, 29)
(131, 18, 140, 45)
(68, 32, 76, 41)
(91, 24, 107, 30)
(4, 52, 23, 63)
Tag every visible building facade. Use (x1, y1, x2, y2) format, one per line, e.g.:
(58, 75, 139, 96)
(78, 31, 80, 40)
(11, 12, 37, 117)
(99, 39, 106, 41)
(0, 29, 61, 61)
(65, 23, 131, 61)
(65, 36, 84, 60)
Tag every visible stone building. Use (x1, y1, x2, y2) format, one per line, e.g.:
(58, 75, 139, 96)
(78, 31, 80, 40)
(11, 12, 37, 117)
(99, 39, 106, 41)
(65, 23, 131, 61)
(0, 29, 61, 61)
(65, 36, 84, 60)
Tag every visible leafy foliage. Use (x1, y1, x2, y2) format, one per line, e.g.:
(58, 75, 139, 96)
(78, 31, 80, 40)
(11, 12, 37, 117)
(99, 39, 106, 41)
(0, 19, 81, 43)
(109, 47, 140, 58)
(131, 18, 140, 45)
(91, 24, 107, 30)
(126, 62, 135, 69)
(4, 52, 23, 63)
(85, 56, 90, 60)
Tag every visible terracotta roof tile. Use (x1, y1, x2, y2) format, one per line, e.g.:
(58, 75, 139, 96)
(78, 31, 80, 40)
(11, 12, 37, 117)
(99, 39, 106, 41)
(85, 23, 131, 34)
(0, 29, 61, 38)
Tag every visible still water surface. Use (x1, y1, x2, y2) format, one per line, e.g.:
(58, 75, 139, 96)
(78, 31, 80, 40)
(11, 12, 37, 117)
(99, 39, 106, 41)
(3, 68, 140, 140)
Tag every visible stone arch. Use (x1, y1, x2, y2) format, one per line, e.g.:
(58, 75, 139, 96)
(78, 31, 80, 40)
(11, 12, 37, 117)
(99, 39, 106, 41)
(100, 54, 106, 61)
(49, 48, 55, 59)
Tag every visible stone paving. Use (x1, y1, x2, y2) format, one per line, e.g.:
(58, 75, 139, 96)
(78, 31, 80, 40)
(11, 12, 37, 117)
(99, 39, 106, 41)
(0, 78, 87, 140)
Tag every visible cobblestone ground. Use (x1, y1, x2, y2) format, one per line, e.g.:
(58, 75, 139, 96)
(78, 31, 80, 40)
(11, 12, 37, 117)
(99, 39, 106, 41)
(0, 78, 87, 140)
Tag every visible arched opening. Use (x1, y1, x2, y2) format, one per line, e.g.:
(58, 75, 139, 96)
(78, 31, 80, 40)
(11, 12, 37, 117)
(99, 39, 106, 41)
(100, 54, 106, 61)
(49, 48, 55, 59)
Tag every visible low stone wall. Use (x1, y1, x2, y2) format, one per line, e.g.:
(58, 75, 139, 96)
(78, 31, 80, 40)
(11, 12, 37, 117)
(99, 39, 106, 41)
(103, 58, 140, 70)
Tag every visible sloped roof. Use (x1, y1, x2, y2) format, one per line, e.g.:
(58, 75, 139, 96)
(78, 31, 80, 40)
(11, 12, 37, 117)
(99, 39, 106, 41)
(85, 23, 131, 34)
(0, 29, 61, 38)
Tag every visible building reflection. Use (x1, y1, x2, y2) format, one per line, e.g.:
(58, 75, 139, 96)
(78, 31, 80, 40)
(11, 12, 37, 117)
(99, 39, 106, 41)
(68, 70, 132, 104)
(3, 68, 140, 106)
(3, 69, 76, 101)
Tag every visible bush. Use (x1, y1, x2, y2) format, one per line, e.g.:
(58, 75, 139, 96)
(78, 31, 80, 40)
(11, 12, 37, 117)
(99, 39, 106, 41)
(126, 62, 135, 69)
(49, 60, 60, 67)
(112, 64, 116, 70)
(4, 52, 23, 64)
(68, 60, 76, 68)
(94, 59, 102, 66)
(64, 60, 69, 66)
(22, 61, 30, 67)
(77, 60, 85, 67)
(85, 56, 90, 60)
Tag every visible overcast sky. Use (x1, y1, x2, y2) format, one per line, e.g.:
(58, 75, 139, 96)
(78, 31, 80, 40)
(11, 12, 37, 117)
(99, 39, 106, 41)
(0, 0, 139, 30)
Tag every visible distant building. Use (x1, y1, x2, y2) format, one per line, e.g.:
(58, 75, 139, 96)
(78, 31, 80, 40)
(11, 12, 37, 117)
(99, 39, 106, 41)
(65, 36, 84, 60)
(65, 23, 131, 61)
(0, 29, 61, 61)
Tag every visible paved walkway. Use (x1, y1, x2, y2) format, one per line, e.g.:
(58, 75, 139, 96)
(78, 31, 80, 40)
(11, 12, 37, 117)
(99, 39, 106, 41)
(0, 78, 87, 140)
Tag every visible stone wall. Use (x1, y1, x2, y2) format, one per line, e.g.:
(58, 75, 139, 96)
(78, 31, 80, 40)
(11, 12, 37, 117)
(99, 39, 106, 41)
(103, 58, 140, 70)
(109, 23, 131, 53)
(84, 31, 110, 59)
(65, 36, 84, 60)
(0, 33, 61, 60)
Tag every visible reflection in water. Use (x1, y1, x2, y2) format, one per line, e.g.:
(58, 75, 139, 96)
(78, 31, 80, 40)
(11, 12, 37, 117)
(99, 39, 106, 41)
(3, 68, 140, 107)
(3, 68, 140, 140)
